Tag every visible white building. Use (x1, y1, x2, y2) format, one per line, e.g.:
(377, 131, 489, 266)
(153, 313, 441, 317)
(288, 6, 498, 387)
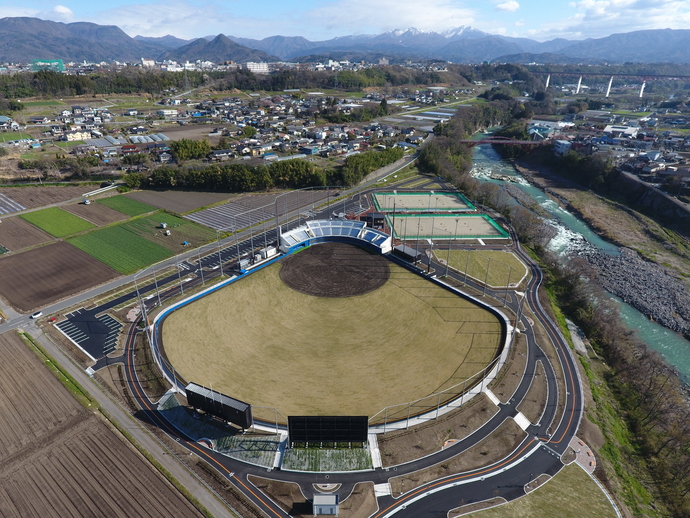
(554, 140, 572, 156)
(245, 62, 269, 74)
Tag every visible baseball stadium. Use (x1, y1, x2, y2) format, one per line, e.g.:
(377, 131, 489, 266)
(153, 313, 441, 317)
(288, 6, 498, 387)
(154, 220, 510, 430)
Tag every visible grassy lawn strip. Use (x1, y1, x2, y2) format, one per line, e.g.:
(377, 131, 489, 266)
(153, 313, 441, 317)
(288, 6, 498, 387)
(20, 207, 95, 237)
(461, 463, 617, 518)
(68, 226, 173, 274)
(443, 250, 528, 288)
(97, 194, 157, 217)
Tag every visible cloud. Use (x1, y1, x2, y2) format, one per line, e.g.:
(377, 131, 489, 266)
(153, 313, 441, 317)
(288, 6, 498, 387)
(529, 0, 690, 40)
(495, 0, 520, 12)
(49, 5, 74, 21)
(303, 0, 476, 37)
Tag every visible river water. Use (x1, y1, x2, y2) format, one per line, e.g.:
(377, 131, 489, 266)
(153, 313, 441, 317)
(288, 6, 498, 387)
(470, 136, 690, 380)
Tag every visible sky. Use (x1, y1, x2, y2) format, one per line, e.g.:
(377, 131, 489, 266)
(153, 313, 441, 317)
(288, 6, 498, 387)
(3, 0, 690, 42)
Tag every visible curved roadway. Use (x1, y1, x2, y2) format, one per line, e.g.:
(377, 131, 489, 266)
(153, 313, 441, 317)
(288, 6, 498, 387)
(121, 219, 583, 517)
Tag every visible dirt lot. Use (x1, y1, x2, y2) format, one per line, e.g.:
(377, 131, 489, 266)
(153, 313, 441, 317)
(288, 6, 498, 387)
(0, 241, 118, 312)
(378, 393, 498, 467)
(62, 201, 129, 226)
(517, 360, 548, 424)
(0, 216, 53, 252)
(0, 332, 202, 518)
(126, 190, 236, 214)
(389, 418, 528, 496)
(0, 185, 88, 210)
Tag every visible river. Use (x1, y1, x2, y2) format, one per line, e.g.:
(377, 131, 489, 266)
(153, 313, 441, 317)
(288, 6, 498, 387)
(470, 136, 690, 380)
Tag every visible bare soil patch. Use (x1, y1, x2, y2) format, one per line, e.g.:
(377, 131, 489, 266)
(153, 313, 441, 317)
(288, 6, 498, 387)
(0, 185, 88, 210)
(62, 201, 129, 226)
(0, 241, 118, 312)
(378, 393, 498, 467)
(449, 497, 507, 517)
(389, 418, 528, 496)
(280, 243, 390, 298)
(0, 216, 53, 252)
(337, 483, 378, 518)
(517, 360, 548, 424)
(127, 190, 235, 214)
(248, 477, 310, 516)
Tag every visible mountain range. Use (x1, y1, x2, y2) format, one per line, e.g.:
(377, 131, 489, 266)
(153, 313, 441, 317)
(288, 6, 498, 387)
(1, 17, 690, 65)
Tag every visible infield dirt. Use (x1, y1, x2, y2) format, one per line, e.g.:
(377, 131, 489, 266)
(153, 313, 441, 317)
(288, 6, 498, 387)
(0, 332, 202, 518)
(0, 241, 118, 311)
(162, 243, 503, 420)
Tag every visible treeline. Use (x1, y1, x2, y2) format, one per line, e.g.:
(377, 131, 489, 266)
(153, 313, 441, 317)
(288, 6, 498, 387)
(330, 147, 404, 185)
(544, 253, 690, 517)
(417, 100, 522, 187)
(125, 159, 325, 192)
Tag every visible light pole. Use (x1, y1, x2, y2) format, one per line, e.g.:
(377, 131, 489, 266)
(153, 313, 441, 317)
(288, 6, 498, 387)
(482, 257, 491, 297)
(197, 247, 205, 286)
(504, 266, 512, 307)
(216, 229, 223, 278)
(427, 238, 433, 274)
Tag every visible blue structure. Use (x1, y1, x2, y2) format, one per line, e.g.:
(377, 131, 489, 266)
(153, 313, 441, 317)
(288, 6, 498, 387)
(279, 220, 392, 254)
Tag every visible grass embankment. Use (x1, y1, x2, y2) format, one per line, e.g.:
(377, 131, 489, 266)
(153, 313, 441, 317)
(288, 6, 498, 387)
(461, 463, 617, 518)
(438, 249, 528, 288)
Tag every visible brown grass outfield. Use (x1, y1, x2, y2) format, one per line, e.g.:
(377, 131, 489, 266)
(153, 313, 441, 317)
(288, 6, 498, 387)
(162, 257, 502, 419)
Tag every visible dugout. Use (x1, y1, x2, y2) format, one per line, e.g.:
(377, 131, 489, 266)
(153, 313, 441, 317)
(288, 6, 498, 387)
(393, 244, 422, 263)
(185, 382, 253, 429)
(359, 212, 385, 229)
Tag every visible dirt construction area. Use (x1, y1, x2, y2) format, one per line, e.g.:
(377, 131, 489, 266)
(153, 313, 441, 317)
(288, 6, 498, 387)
(0, 216, 53, 252)
(0, 332, 202, 518)
(0, 241, 118, 312)
(162, 243, 503, 420)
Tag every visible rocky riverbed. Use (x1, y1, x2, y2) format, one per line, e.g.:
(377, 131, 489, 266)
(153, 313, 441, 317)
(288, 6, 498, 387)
(581, 247, 690, 340)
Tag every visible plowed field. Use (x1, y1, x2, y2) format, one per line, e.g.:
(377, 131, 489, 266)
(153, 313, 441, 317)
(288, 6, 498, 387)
(0, 332, 202, 518)
(127, 190, 234, 214)
(0, 241, 118, 311)
(0, 186, 87, 210)
(62, 202, 129, 226)
(0, 217, 53, 252)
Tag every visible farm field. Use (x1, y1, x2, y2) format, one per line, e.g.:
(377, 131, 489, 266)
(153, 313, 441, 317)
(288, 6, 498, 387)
(0, 216, 53, 252)
(119, 213, 216, 253)
(126, 190, 235, 214)
(20, 207, 95, 237)
(0, 241, 118, 311)
(97, 194, 157, 217)
(68, 226, 173, 274)
(0, 185, 87, 210)
(439, 250, 529, 288)
(0, 332, 203, 518)
(62, 201, 129, 226)
(162, 243, 503, 420)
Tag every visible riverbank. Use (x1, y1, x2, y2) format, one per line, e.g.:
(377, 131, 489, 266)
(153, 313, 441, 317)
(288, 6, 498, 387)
(513, 159, 690, 341)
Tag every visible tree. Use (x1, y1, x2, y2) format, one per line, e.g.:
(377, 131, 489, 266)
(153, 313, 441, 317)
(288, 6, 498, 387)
(242, 126, 257, 138)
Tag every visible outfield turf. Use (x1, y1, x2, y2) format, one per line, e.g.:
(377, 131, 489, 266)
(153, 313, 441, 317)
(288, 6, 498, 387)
(162, 258, 503, 419)
(68, 226, 173, 274)
(20, 207, 95, 237)
(440, 250, 529, 288)
(97, 195, 157, 217)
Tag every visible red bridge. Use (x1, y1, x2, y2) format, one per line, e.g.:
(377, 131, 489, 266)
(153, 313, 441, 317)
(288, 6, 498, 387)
(457, 136, 548, 148)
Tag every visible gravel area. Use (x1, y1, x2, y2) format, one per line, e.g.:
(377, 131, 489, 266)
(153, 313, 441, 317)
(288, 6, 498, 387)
(581, 247, 690, 339)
